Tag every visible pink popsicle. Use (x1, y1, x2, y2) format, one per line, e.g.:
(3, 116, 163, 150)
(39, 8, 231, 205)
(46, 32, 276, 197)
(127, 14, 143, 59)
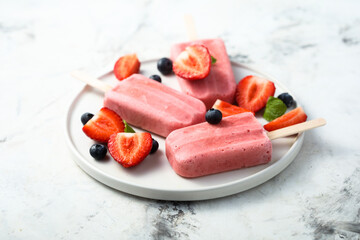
(104, 74, 206, 137)
(171, 38, 236, 109)
(165, 112, 272, 178)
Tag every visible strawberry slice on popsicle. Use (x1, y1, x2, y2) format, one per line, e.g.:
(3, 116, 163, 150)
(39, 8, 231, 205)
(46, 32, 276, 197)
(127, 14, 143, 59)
(170, 39, 236, 109)
(173, 44, 211, 80)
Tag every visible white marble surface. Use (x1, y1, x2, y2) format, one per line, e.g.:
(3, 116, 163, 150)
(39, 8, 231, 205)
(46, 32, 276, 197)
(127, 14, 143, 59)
(1, 0, 360, 239)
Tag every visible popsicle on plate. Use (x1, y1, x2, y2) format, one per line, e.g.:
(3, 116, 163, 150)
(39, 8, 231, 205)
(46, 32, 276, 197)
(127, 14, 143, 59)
(165, 112, 272, 178)
(104, 74, 206, 137)
(171, 38, 236, 109)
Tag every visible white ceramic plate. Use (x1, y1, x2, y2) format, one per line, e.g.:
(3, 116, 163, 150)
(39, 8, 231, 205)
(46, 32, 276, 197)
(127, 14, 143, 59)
(65, 59, 304, 201)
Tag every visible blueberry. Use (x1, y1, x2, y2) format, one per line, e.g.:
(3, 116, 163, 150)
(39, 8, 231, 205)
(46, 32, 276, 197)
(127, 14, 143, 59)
(278, 93, 294, 108)
(150, 138, 159, 154)
(89, 144, 107, 160)
(81, 112, 94, 125)
(157, 58, 173, 75)
(205, 108, 222, 124)
(149, 74, 162, 83)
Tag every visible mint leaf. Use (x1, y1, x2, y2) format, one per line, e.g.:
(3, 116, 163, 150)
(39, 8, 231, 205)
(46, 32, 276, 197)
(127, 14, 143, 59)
(123, 120, 135, 133)
(263, 97, 287, 121)
(211, 55, 217, 64)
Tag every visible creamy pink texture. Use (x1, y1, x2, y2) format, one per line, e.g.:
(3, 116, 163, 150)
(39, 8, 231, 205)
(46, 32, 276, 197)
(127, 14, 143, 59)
(104, 74, 206, 137)
(165, 112, 272, 178)
(171, 38, 236, 109)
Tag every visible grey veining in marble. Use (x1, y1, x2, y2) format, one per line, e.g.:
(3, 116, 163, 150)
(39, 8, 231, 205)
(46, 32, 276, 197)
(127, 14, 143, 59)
(1, 0, 360, 239)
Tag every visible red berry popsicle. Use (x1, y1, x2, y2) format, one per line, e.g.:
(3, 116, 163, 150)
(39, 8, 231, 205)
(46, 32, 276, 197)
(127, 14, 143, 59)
(165, 107, 326, 178)
(165, 112, 272, 178)
(72, 71, 207, 138)
(171, 38, 237, 109)
(104, 74, 206, 137)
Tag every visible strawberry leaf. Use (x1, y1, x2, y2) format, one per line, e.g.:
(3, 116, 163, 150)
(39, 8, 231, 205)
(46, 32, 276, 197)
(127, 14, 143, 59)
(123, 120, 135, 133)
(211, 55, 217, 64)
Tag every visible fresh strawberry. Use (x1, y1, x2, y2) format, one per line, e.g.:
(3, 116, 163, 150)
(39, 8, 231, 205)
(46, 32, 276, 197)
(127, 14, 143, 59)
(82, 107, 125, 143)
(173, 44, 211, 80)
(108, 132, 152, 168)
(264, 107, 307, 131)
(114, 54, 140, 80)
(235, 75, 276, 113)
(212, 99, 254, 117)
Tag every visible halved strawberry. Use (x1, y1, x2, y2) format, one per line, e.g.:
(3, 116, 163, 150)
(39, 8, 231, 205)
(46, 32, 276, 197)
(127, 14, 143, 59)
(212, 99, 254, 117)
(173, 44, 211, 80)
(264, 107, 307, 131)
(108, 132, 152, 168)
(114, 54, 140, 80)
(235, 75, 276, 113)
(82, 107, 125, 143)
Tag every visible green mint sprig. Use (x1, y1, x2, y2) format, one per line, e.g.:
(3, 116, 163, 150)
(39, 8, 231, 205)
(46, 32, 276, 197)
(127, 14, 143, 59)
(263, 96, 287, 121)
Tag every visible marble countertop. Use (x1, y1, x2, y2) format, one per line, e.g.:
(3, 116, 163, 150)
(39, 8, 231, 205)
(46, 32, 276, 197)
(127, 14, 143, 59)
(1, 0, 360, 239)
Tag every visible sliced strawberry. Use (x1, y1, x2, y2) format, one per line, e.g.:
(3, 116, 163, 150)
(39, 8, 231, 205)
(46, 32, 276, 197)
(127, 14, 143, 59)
(235, 75, 276, 113)
(212, 99, 254, 117)
(82, 107, 125, 143)
(108, 132, 152, 168)
(173, 44, 211, 80)
(114, 54, 140, 81)
(264, 107, 308, 131)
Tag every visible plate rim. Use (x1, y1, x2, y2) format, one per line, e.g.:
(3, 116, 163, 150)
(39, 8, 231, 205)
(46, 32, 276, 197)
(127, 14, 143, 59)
(65, 60, 304, 201)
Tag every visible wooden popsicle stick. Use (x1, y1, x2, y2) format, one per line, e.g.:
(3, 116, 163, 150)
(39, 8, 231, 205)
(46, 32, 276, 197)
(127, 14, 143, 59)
(267, 118, 327, 140)
(184, 14, 197, 41)
(71, 70, 112, 93)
